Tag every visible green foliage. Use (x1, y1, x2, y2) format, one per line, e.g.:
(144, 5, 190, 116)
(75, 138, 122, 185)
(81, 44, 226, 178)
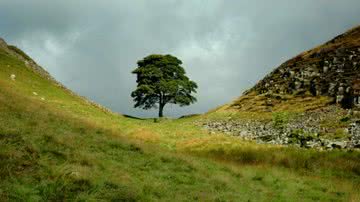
(320, 129, 350, 140)
(131, 54, 198, 117)
(272, 112, 290, 130)
(340, 116, 351, 123)
(288, 129, 318, 146)
(334, 129, 349, 139)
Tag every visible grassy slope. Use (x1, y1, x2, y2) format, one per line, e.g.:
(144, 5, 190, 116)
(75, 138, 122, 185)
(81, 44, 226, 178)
(0, 46, 359, 201)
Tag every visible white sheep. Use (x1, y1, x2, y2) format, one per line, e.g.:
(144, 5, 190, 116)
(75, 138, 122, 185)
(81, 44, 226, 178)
(10, 74, 16, 80)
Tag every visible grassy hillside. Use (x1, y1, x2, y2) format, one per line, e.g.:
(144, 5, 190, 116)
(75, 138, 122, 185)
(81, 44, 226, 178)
(217, 25, 360, 114)
(0, 42, 360, 201)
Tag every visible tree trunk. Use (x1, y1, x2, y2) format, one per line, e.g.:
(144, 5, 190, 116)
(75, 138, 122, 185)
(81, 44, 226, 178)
(159, 104, 164, 117)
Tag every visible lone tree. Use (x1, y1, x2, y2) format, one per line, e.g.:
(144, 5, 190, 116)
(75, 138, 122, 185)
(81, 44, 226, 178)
(131, 54, 198, 117)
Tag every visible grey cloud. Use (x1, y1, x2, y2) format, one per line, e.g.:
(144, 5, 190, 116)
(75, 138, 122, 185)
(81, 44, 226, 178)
(1, 0, 360, 117)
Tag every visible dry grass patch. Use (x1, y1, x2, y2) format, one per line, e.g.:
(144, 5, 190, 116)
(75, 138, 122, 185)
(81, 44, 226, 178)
(129, 128, 160, 143)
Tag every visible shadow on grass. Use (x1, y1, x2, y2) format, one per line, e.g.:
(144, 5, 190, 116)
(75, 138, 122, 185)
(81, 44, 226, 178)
(123, 114, 147, 120)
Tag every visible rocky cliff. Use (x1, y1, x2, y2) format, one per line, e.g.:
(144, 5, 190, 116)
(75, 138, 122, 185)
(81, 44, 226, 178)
(241, 25, 360, 110)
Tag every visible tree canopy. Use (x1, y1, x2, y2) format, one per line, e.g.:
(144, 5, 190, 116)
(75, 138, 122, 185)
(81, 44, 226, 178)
(131, 54, 198, 117)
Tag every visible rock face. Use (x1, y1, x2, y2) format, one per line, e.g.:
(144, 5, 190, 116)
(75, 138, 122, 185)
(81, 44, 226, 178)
(243, 25, 360, 109)
(349, 121, 360, 148)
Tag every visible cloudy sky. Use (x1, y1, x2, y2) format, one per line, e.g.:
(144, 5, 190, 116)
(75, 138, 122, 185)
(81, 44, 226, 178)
(1, 0, 360, 117)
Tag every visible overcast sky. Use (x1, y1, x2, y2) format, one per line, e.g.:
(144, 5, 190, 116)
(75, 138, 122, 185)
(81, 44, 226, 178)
(1, 1, 360, 117)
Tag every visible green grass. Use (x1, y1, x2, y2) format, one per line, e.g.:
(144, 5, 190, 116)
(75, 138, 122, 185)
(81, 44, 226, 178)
(1, 47, 360, 201)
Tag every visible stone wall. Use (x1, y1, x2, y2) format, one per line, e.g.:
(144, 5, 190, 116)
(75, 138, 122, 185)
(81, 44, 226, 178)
(203, 106, 360, 150)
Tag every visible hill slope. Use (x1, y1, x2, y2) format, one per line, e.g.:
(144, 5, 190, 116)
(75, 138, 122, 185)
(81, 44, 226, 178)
(204, 26, 360, 150)
(1, 38, 360, 201)
(0, 38, 251, 201)
(227, 25, 360, 112)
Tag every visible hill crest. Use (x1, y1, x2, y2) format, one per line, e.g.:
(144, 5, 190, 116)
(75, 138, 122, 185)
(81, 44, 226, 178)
(0, 37, 114, 114)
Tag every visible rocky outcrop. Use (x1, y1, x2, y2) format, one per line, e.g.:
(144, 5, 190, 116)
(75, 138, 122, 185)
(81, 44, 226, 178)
(238, 26, 360, 110)
(249, 46, 360, 108)
(349, 121, 360, 148)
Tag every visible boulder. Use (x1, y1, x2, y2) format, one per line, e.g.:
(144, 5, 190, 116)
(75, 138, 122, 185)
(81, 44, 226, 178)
(330, 141, 347, 149)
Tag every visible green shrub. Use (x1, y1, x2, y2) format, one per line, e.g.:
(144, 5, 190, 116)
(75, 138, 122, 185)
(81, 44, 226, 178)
(272, 112, 290, 130)
(340, 116, 350, 123)
(289, 129, 318, 146)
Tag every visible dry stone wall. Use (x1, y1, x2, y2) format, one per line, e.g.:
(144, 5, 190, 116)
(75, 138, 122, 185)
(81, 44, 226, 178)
(203, 106, 360, 150)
